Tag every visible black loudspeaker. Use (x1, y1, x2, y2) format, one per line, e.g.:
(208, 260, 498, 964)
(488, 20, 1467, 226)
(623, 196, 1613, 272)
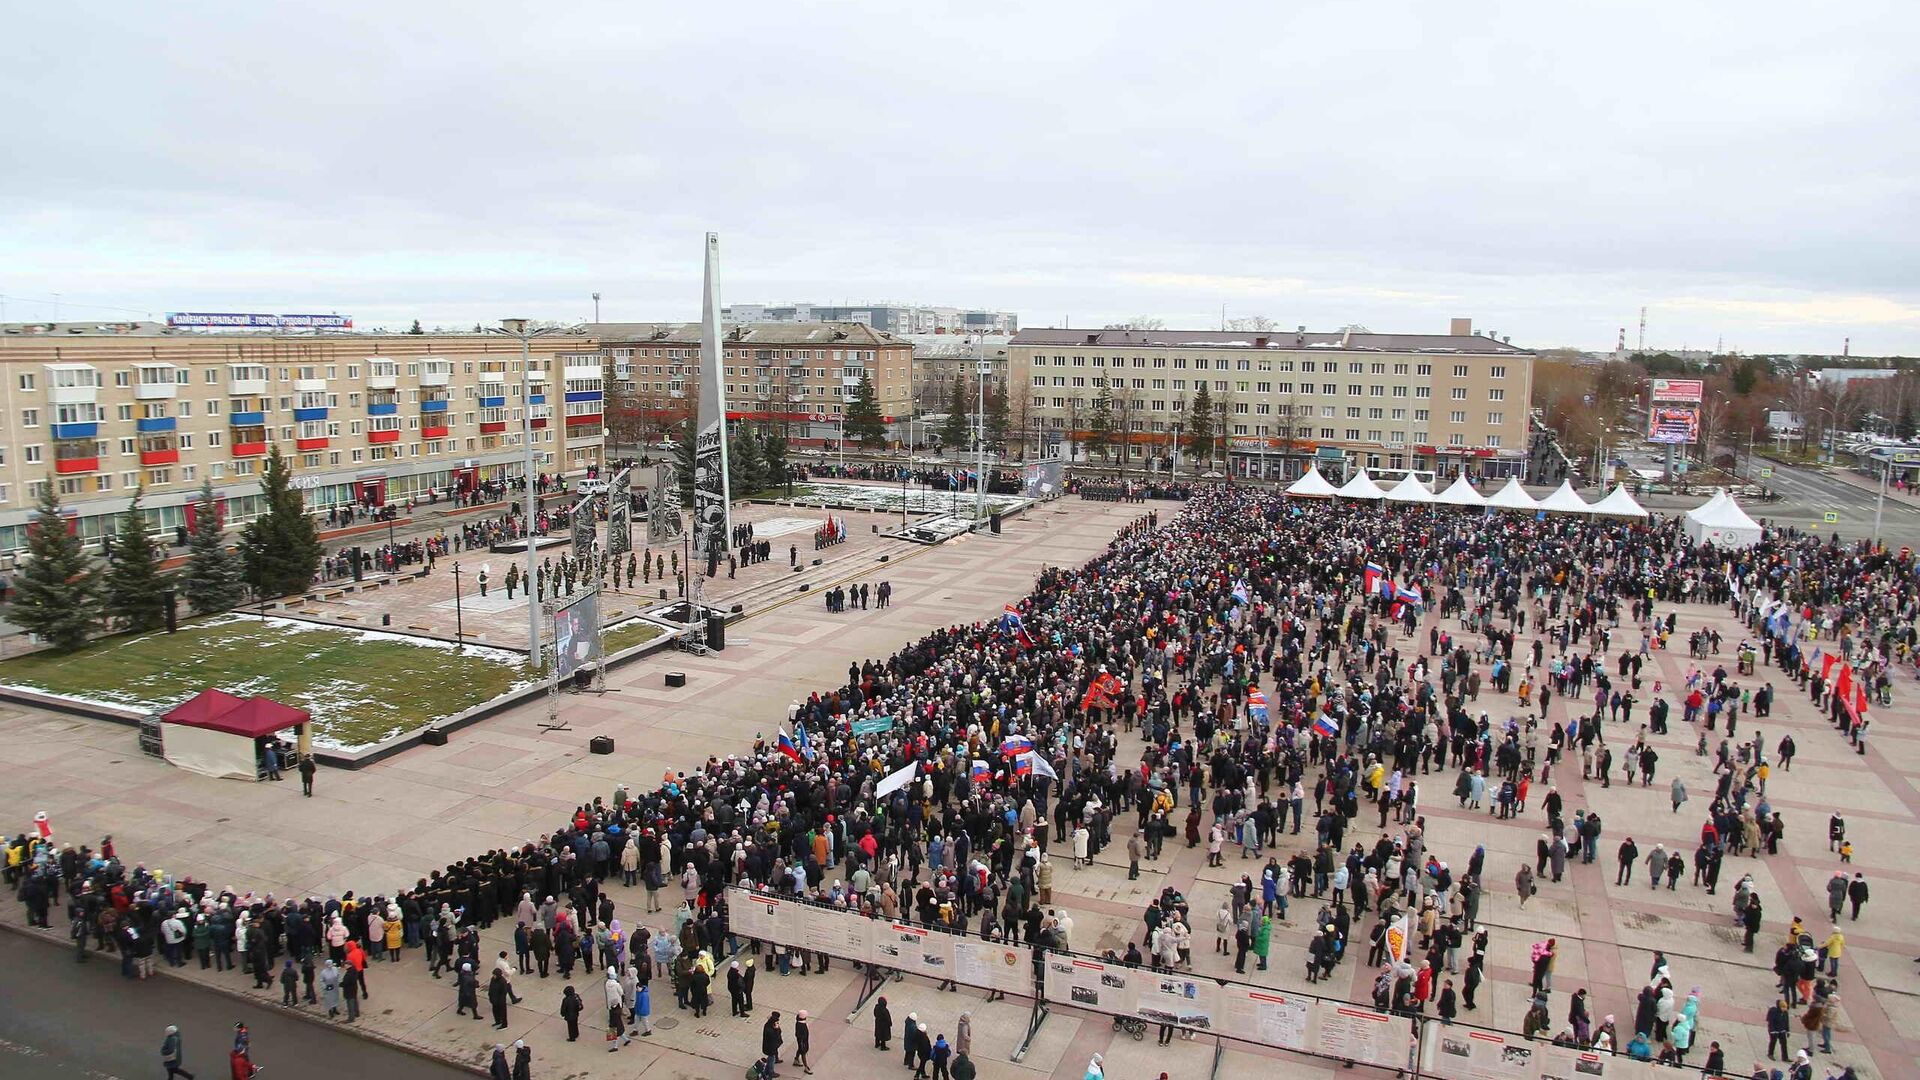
(706, 614, 726, 651)
(990, 512, 1003, 534)
(665, 671, 687, 688)
(589, 735, 615, 755)
(421, 728, 449, 746)
(163, 590, 178, 633)
(351, 547, 364, 582)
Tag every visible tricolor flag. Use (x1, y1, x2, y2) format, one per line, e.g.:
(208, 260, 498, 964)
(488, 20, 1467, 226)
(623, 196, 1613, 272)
(1247, 690, 1270, 725)
(1001, 605, 1035, 648)
(1020, 751, 1058, 781)
(1398, 583, 1424, 608)
(1312, 713, 1340, 740)
(1231, 580, 1251, 606)
(1363, 562, 1387, 597)
(776, 728, 805, 764)
(971, 759, 991, 782)
(999, 735, 1034, 757)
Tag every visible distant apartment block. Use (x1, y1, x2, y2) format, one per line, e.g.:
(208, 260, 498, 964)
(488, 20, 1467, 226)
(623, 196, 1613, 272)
(722, 302, 1016, 336)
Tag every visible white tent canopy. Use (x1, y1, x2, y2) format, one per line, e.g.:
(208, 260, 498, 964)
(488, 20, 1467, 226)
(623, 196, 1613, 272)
(1434, 474, 1487, 508)
(1334, 471, 1386, 500)
(1486, 477, 1539, 511)
(1383, 473, 1434, 504)
(1588, 485, 1650, 518)
(1285, 465, 1340, 498)
(1683, 489, 1764, 548)
(1537, 480, 1594, 515)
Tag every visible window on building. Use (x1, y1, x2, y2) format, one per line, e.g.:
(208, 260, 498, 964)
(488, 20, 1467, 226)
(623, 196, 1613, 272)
(1450, 411, 1467, 424)
(20, 409, 37, 428)
(1416, 364, 1432, 376)
(17, 374, 33, 391)
(1490, 366, 1507, 379)
(1488, 388, 1505, 401)
(1451, 388, 1468, 399)
(1488, 412, 1504, 425)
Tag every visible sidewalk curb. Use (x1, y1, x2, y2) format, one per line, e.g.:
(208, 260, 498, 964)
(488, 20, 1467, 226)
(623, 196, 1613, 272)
(0, 919, 486, 1076)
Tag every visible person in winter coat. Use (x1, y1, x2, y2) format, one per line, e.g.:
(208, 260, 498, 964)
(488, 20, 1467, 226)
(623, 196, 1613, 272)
(955, 1011, 972, 1057)
(874, 996, 893, 1050)
(605, 971, 628, 1048)
(793, 1011, 813, 1074)
(456, 963, 481, 1020)
(161, 1025, 191, 1080)
(489, 969, 512, 1028)
(319, 960, 343, 1018)
(488, 1045, 511, 1080)
(1254, 914, 1273, 970)
(560, 984, 583, 1041)
(511, 1040, 531, 1080)
(761, 1012, 785, 1078)
(636, 982, 653, 1036)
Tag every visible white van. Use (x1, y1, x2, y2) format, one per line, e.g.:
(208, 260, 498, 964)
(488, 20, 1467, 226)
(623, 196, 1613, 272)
(574, 478, 609, 496)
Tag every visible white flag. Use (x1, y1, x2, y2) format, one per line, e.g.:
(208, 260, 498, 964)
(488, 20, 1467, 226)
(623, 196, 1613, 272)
(875, 759, 919, 798)
(1022, 751, 1058, 781)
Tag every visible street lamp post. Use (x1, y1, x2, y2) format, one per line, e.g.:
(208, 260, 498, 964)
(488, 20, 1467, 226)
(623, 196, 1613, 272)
(451, 562, 465, 649)
(974, 358, 990, 523)
(488, 318, 577, 670)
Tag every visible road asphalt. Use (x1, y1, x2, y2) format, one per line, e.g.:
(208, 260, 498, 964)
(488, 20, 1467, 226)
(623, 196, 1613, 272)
(0, 929, 476, 1079)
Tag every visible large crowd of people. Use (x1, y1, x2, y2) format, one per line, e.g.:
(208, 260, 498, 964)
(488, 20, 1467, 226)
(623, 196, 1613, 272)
(11, 483, 1910, 1080)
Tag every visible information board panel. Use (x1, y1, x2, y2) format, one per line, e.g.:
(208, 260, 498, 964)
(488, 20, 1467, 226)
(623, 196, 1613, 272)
(796, 902, 872, 960)
(1218, 985, 1312, 1050)
(1042, 955, 1139, 1015)
(953, 939, 1029, 995)
(730, 891, 799, 944)
(1314, 1004, 1407, 1070)
(1424, 1027, 1538, 1080)
(871, 921, 956, 982)
(1134, 971, 1218, 1031)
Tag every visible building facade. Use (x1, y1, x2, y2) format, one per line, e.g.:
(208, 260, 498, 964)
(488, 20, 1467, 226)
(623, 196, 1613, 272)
(0, 322, 606, 557)
(720, 303, 1017, 336)
(1009, 319, 1534, 480)
(593, 321, 914, 445)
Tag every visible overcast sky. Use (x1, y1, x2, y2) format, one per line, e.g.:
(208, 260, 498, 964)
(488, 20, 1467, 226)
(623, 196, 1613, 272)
(3, 2, 1914, 354)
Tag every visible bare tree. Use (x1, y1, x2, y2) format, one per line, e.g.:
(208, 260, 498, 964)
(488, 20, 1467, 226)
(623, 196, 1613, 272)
(1225, 315, 1277, 333)
(1103, 317, 1165, 331)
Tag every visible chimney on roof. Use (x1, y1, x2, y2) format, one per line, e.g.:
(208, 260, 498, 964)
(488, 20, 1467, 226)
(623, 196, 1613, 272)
(1450, 317, 1472, 337)
(1502, 335, 1511, 345)
(1085, 333, 1098, 345)
(1340, 328, 1353, 348)
(1254, 335, 1268, 348)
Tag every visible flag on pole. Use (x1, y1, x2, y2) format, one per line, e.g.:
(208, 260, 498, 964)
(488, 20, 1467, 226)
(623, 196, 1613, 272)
(775, 728, 804, 764)
(999, 735, 1034, 757)
(1363, 562, 1387, 597)
(1020, 751, 1058, 781)
(1001, 605, 1035, 648)
(794, 722, 815, 761)
(970, 759, 991, 783)
(1398, 583, 1424, 608)
(1246, 689, 1270, 725)
(1312, 713, 1340, 740)
(1010, 754, 1033, 777)
(1820, 652, 1839, 680)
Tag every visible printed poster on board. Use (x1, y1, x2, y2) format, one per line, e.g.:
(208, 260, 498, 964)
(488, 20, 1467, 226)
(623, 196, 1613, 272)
(870, 922, 955, 981)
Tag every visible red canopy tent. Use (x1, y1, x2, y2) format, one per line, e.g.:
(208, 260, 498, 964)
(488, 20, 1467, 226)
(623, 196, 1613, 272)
(161, 689, 311, 780)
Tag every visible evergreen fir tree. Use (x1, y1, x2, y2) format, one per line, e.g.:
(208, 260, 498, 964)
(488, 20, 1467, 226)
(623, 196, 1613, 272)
(1187, 383, 1215, 461)
(984, 382, 1010, 450)
(183, 479, 247, 615)
(104, 486, 167, 632)
(941, 373, 972, 450)
(845, 374, 888, 448)
(761, 425, 792, 494)
(728, 425, 764, 498)
(1088, 388, 1117, 461)
(12, 483, 100, 651)
(239, 445, 322, 598)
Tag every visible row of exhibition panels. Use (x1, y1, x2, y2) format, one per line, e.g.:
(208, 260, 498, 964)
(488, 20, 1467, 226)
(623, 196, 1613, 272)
(727, 887, 1698, 1080)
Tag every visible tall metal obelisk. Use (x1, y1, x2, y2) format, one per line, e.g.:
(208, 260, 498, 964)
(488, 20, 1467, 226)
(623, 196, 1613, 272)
(692, 232, 732, 570)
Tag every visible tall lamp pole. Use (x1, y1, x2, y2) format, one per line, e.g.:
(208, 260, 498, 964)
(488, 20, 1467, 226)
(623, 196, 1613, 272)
(974, 358, 990, 523)
(488, 318, 576, 669)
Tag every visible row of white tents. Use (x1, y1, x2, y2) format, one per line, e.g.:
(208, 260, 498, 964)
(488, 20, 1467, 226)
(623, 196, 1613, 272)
(1282, 466, 1765, 547)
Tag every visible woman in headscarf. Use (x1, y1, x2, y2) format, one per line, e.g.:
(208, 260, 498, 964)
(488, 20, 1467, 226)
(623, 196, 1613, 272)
(487, 1045, 510, 1080)
(1084, 1053, 1104, 1080)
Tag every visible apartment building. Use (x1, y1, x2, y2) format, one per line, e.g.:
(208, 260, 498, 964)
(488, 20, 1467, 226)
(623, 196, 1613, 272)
(0, 322, 607, 556)
(1009, 318, 1534, 480)
(721, 303, 1017, 335)
(592, 321, 914, 444)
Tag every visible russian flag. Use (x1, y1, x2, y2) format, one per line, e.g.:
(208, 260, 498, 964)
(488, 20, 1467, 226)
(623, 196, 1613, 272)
(1247, 690, 1270, 724)
(1000, 735, 1034, 757)
(1011, 753, 1033, 776)
(1002, 605, 1035, 648)
(1398, 583, 1424, 608)
(776, 728, 805, 764)
(1363, 562, 1386, 597)
(1312, 714, 1340, 740)
(971, 759, 991, 782)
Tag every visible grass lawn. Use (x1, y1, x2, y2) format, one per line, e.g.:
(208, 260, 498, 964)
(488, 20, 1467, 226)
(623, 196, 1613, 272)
(603, 619, 667, 654)
(0, 615, 535, 750)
